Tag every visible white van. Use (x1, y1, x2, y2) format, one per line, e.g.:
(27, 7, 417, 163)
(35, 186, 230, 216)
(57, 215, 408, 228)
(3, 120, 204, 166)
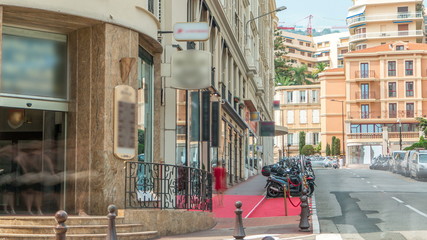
(409, 150, 427, 179)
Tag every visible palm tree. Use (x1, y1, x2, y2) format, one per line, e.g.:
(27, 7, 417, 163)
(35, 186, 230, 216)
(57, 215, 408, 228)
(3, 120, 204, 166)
(309, 62, 328, 80)
(289, 65, 313, 85)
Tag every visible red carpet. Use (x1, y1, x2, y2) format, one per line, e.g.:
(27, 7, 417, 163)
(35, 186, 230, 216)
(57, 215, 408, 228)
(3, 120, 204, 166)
(248, 197, 301, 218)
(212, 195, 301, 218)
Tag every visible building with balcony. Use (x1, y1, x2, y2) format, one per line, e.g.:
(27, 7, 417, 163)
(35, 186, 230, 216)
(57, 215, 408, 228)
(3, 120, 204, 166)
(320, 41, 427, 164)
(279, 30, 350, 71)
(347, 0, 425, 50)
(274, 85, 321, 157)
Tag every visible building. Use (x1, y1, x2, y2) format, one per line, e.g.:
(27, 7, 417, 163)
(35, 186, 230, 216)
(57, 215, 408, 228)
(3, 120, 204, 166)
(279, 30, 350, 70)
(0, 0, 278, 237)
(347, 0, 425, 50)
(320, 42, 426, 164)
(275, 85, 321, 157)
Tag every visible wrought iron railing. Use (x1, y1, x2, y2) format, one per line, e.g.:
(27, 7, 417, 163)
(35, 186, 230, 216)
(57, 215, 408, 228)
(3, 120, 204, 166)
(125, 162, 212, 211)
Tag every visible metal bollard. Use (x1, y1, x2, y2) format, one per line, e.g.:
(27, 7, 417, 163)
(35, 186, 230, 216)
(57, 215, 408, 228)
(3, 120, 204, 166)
(299, 189, 310, 232)
(233, 201, 246, 239)
(106, 205, 118, 240)
(54, 210, 68, 240)
(262, 237, 275, 240)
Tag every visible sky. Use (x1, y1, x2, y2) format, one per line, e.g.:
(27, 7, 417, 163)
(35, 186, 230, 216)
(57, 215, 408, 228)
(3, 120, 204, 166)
(275, 0, 427, 31)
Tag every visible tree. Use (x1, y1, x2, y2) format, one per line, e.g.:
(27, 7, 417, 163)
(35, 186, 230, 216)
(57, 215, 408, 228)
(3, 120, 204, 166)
(310, 62, 328, 80)
(314, 142, 322, 154)
(404, 136, 427, 150)
(274, 30, 293, 86)
(299, 132, 306, 154)
(138, 129, 145, 154)
(301, 145, 315, 156)
(331, 136, 336, 156)
(290, 65, 313, 85)
(416, 117, 427, 136)
(334, 138, 341, 156)
(326, 143, 331, 156)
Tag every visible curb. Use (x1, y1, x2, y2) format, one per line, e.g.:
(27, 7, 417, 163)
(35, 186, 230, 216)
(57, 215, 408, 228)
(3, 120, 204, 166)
(311, 193, 320, 234)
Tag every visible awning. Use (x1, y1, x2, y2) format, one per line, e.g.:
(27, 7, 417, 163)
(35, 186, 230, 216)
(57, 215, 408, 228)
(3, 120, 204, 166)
(347, 5, 366, 19)
(297, 39, 312, 43)
(349, 23, 366, 29)
(393, 21, 413, 23)
(275, 125, 288, 136)
(284, 36, 295, 39)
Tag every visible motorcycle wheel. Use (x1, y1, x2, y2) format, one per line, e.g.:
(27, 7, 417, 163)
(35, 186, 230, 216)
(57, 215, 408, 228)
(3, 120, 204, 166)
(266, 182, 282, 198)
(306, 183, 315, 197)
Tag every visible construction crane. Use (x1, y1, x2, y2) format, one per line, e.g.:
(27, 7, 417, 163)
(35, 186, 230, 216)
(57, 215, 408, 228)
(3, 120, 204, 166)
(277, 15, 348, 34)
(306, 15, 314, 37)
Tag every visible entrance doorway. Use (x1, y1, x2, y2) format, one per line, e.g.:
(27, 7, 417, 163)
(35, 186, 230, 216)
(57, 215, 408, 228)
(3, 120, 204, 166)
(0, 107, 66, 215)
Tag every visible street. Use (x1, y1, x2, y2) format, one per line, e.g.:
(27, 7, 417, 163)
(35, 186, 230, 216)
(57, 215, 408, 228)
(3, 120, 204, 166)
(315, 168, 427, 240)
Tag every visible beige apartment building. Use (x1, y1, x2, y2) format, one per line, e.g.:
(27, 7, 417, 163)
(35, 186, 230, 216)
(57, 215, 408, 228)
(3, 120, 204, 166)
(320, 42, 427, 164)
(347, 0, 425, 50)
(275, 85, 321, 157)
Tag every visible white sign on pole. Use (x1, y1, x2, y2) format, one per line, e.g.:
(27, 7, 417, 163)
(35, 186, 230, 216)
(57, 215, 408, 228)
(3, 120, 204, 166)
(173, 22, 210, 41)
(170, 50, 211, 89)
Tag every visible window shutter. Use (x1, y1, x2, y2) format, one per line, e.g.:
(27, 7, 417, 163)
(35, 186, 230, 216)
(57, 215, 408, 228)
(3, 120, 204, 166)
(300, 110, 307, 124)
(313, 110, 320, 123)
(287, 110, 294, 124)
(294, 91, 299, 103)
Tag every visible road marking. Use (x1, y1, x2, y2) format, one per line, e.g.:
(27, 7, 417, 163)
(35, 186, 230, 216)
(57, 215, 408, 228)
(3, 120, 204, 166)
(391, 197, 404, 204)
(316, 234, 343, 240)
(361, 178, 365, 180)
(366, 181, 370, 183)
(244, 195, 266, 218)
(405, 205, 427, 218)
(373, 185, 377, 188)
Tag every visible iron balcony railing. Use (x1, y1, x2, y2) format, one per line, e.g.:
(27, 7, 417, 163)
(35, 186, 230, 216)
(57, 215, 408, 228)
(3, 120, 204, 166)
(347, 12, 423, 25)
(355, 70, 376, 79)
(125, 162, 212, 211)
(347, 110, 419, 120)
(355, 91, 378, 100)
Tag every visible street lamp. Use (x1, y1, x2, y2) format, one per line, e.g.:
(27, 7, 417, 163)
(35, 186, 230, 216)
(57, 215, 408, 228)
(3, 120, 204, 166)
(287, 144, 291, 157)
(397, 118, 402, 150)
(330, 99, 346, 163)
(245, 6, 287, 44)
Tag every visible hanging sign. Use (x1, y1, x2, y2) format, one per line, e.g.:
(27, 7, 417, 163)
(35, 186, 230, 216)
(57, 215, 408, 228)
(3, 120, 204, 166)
(170, 50, 211, 89)
(173, 22, 210, 41)
(260, 121, 275, 137)
(114, 85, 136, 160)
(250, 112, 260, 122)
(273, 100, 280, 110)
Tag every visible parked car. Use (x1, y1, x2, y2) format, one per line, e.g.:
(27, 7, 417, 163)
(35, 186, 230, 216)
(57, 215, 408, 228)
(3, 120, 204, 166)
(389, 151, 406, 173)
(409, 150, 427, 179)
(400, 150, 416, 176)
(309, 157, 325, 168)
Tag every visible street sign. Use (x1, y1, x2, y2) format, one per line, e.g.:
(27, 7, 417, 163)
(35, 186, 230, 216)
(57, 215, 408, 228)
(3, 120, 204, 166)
(170, 50, 211, 89)
(173, 22, 209, 41)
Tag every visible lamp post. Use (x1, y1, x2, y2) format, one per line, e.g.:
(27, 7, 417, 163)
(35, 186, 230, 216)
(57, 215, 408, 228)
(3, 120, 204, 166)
(287, 144, 291, 157)
(245, 6, 287, 45)
(330, 99, 345, 164)
(398, 118, 402, 150)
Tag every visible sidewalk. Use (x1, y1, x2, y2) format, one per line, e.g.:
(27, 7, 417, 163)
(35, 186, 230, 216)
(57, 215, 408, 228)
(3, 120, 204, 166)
(157, 174, 315, 240)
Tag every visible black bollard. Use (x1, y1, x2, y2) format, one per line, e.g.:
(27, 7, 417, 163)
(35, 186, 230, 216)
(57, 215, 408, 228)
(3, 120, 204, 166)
(233, 201, 246, 239)
(262, 237, 275, 240)
(54, 210, 68, 240)
(106, 205, 118, 240)
(299, 189, 310, 232)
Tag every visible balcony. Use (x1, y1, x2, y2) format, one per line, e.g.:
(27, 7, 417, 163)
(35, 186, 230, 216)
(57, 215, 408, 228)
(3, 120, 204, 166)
(347, 133, 382, 140)
(354, 70, 376, 79)
(349, 30, 424, 42)
(347, 110, 419, 120)
(347, 12, 423, 26)
(389, 132, 420, 139)
(355, 91, 378, 101)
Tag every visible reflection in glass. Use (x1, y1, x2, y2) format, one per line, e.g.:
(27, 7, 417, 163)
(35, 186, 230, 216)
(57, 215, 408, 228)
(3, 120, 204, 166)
(176, 90, 187, 166)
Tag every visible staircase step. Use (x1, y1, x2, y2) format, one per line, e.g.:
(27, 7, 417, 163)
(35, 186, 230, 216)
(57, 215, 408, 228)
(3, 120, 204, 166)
(0, 231, 158, 240)
(0, 223, 145, 234)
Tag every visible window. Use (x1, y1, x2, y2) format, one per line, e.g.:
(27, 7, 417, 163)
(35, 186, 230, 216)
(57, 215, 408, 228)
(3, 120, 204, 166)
(324, 52, 330, 57)
(405, 60, 413, 75)
(308, 53, 312, 57)
(300, 110, 307, 124)
(388, 82, 397, 97)
(312, 110, 320, 123)
(300, 51, 305, 56)
(300, 91, 306, 102)
(406, 81, 414, 97)
(351, 124, 383, 133)
(288, 48, 295, 53)
(361, 83, 369, 99)
(286, 39, 292, 43)
(313, 133, 320, 145)
(287, 110, 294, 124)
(398, 6, 409, 18)
(389, 103, 397, 118)
(360, 63, 369, 78)
(312, 90, 319, 103)
(306, 43, 311, 47)
(1, 26, 68, 99)
(287, 133, 294, 145)
(398, 24, 409, 36)
(308, 63, 312, 67)
(287, 91, 293, 103)
(388, 61, 396, 76)
(356, 44, 367, 50)
(361, 104, 369, 119)
(341, 49, 348, 54)
(300, 41, 304, 45)
(406, 103, 414, 118)
(396, 45, 405, 50)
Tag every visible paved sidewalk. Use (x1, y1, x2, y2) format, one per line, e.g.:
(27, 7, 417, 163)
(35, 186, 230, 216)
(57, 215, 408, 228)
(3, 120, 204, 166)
(157, 174, 315, 240)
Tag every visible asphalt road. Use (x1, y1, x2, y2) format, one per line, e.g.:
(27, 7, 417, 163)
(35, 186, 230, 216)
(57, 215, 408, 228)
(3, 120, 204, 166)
(315, 168, 427, 240)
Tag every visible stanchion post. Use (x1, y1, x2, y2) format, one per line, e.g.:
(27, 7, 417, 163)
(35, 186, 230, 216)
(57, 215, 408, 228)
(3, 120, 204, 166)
(283, 184, 288, 216)
(107, 205, 118, 240)
(299, 189, 310, 232)
(233, 201, 246, 239)
(54, 210, 68, 240)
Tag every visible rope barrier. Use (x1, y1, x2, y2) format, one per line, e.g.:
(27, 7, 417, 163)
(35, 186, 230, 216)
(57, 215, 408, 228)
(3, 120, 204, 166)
(287, 178, 302, 187)
(286, 191, 302, 207)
